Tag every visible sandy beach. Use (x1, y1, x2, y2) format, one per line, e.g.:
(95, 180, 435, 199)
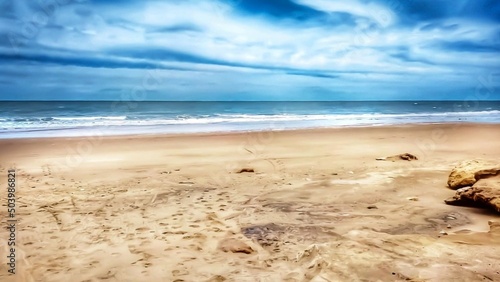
(1, 123, 499, 282)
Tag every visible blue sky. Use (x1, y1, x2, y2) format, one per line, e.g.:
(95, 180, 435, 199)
(0, 0, 499, 101)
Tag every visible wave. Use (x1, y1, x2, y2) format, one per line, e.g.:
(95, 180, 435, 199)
(0, 116, 128, 123)
(0, 110, 498, 130)
(52, 116, 127, 121)
(216, 110, 500, 120)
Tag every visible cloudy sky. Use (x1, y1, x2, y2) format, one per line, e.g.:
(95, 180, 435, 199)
(0, 0, 499, 101)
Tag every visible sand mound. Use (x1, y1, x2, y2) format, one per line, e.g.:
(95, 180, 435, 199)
(290, 225, 500, 281)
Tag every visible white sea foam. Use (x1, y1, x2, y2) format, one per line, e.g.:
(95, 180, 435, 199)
(1, 110, 499, 138)
(52, 116, 127, 121)
(1, 110, 500, 127)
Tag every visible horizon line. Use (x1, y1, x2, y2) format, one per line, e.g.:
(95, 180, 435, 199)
(1, 100, 499, 103)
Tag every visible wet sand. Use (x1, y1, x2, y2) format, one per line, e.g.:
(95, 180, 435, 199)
(0, 123, 499, 281)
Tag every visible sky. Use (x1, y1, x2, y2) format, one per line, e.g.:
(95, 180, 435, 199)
(0, 0, 499, 101)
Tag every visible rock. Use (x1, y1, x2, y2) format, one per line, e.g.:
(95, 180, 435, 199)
(444, 187, 472, 206)
(445, 175, 500, 213)
(406, 197, 419, 201)
(377, 153, 418, 162)
(367, 205, 378, 209)
(475, 168, 500, 180)
(445, 215, 457, 220)
(218, 238, 254, 254)
(179, 181, 195, 185)
(445, 187, 474, 206)
(466, 176, 500, 213)
(447, 159, 499, 189)
(439, 230, 448, 235)
(396, 153, 418, 161)
(236, 168, 255, 173)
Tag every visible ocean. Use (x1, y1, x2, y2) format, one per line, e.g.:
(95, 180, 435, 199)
(0, 101, 499, 138)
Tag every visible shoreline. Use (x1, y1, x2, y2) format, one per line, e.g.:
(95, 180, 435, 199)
(1, 121, 498, 141)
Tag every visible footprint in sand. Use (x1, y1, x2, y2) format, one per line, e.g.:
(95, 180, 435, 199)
(42, 164, 52, 176)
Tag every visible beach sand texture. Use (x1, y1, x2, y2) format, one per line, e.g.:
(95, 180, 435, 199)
(0, 123, 499, 281)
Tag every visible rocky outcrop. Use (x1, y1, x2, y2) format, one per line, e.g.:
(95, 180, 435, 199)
(447, 160, 499, 189)
(475, 168, 500, 180)
(445, 175, 500, 213)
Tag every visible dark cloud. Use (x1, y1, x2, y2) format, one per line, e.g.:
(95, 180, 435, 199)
(151, 23, 203, 33)
(0, 1, 16, 19)
(420, 23, 459, 32)
(435, 40, 500, 53)
(287, 71, 339, 79)
(229, 0, 357, 27)
(109, 47, 226, 66)
(107, 47, 377, 77)
(0, 46, 319, 80)
(231, 0, 326, 20)
(368, 0, 500, 26)
(0, 52, 170, 70)
(88, 0, 141, 4)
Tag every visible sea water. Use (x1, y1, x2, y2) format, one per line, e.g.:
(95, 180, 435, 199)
(0, 101, 499, 138)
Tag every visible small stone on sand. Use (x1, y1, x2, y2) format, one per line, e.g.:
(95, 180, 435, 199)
(236, 168, 255, 173)
(218, 238, 254, 254)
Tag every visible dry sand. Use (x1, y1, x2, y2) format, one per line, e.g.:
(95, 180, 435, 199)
(0, 123, 499, 281)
